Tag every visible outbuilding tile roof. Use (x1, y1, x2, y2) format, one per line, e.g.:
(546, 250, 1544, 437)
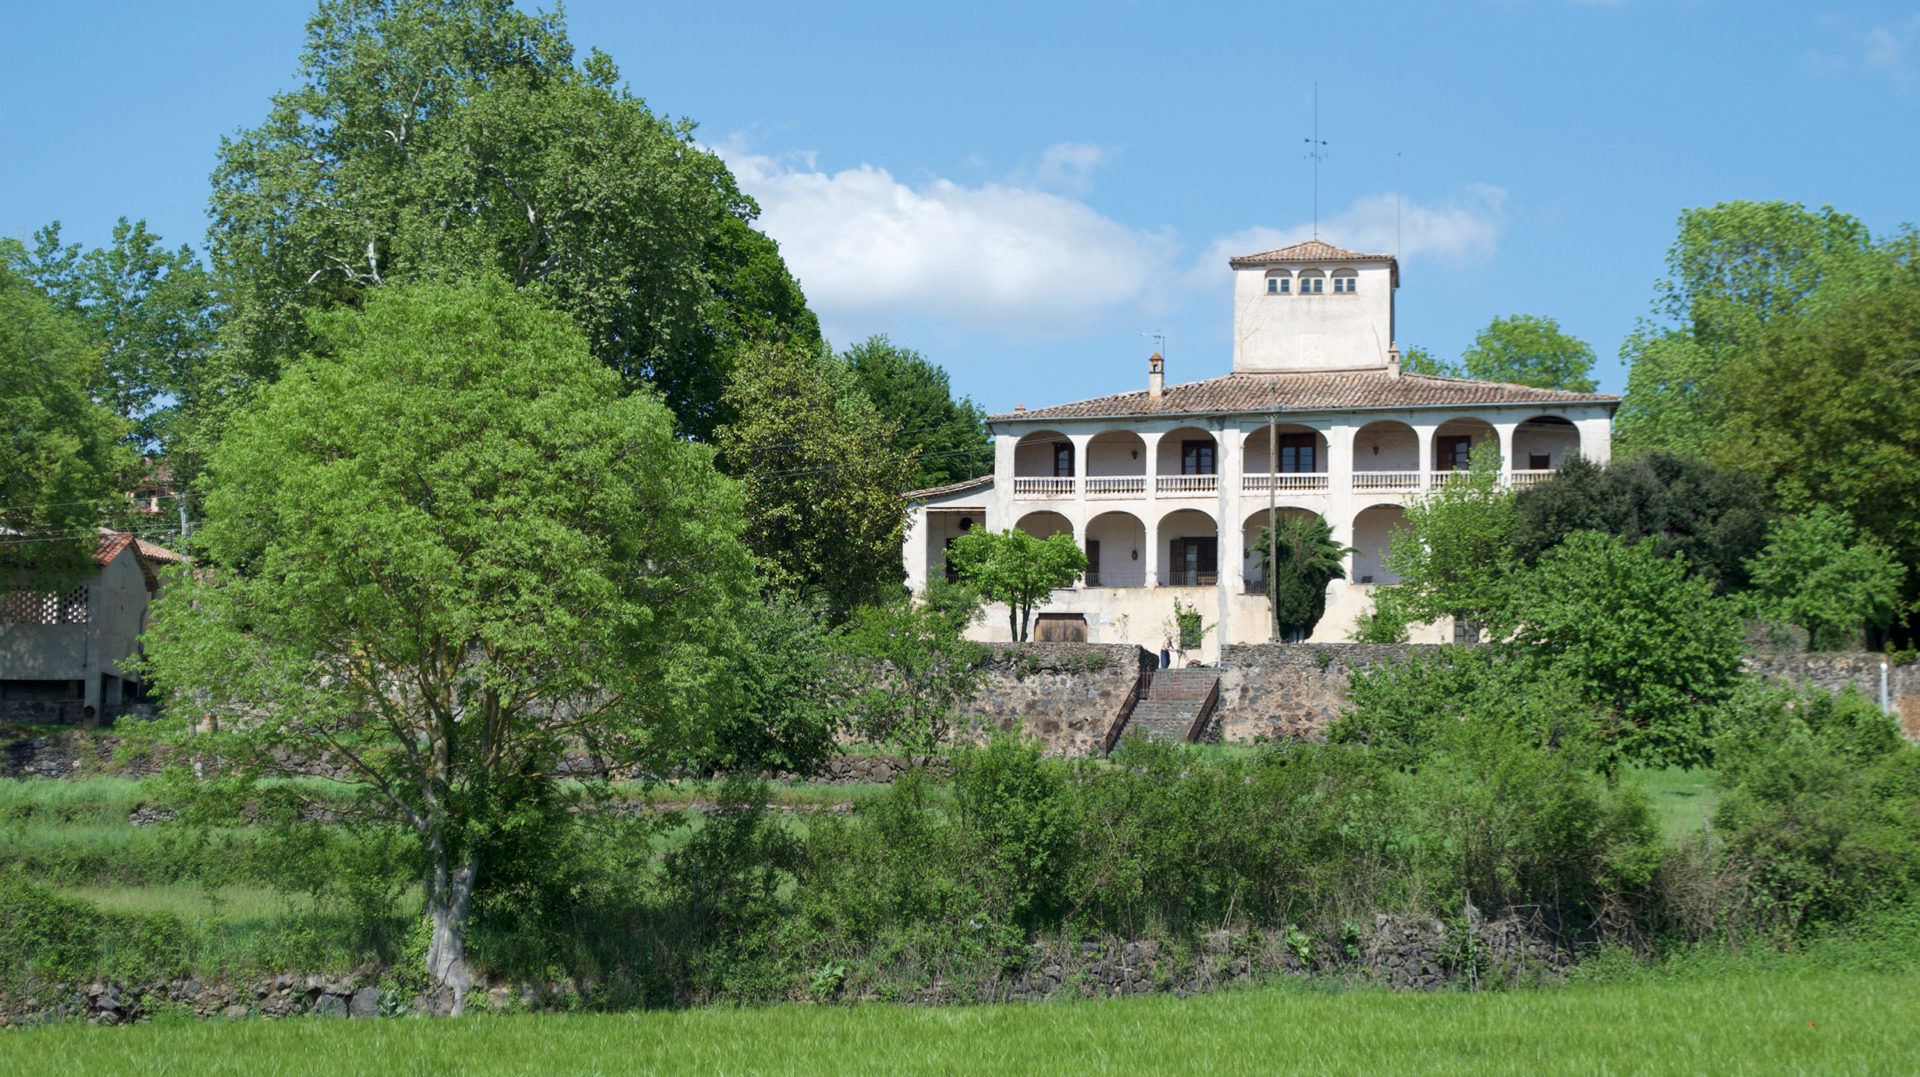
(988, 371, 1616, 423)
(905, 475, 994, 501)
(1228, 240, 1397, 268)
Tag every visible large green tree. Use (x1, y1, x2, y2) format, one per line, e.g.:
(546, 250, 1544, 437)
(1706, 259, 1920, 637)
(1459, 314, 1598, 391)
(141, 277, 752, 1005)
(8, 219, 216, 455)
(1511, 452, 1771, 594)
(202, 0, 813, 453)
(1745, 508, 1908, 652)
(840, 335, 992, 489)
(946, 528, 1088, 643)
(1252, 514, 1352, 643)
(0, 261, 132, 578)
(717, 340, 917, 615)
(1615, 202, 1884, 456)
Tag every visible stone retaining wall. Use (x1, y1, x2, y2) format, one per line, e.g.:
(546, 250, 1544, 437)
(962, 643, 1156, 757)
(0, 912, 1567, 1025)
(1741, 653, 1920, 738)
(1212, 643, 1431, 743)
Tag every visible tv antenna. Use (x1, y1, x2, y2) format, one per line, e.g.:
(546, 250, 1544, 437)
(1304, 82, 1329, 239)
(1396, 150, 1403, 258)
(1140, 330, 1167, 355)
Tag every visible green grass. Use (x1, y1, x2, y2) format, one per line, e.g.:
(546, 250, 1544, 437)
(1632, 765, 1721, 839)
(4, 969, 1914, 1075)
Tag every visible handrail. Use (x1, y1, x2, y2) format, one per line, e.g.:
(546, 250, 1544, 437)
(1101, 670, 1152, 757)
(1184, 676, 1222, 743)
(1013, 477, 1075, 498)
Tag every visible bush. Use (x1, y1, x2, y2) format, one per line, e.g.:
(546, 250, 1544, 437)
(952, 734, 1074, 925)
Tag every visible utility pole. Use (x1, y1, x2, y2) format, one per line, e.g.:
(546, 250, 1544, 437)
(1268, 381, 1279, 641)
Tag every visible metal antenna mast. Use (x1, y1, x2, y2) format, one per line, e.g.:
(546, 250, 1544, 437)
(1396, 151, 1403, 259)
(1304, 82, 1329, 239)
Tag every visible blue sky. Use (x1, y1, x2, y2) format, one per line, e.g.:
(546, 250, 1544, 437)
(5, 2, 1917, 412)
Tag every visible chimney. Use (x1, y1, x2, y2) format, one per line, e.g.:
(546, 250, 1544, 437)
(1387, 345, 1401, 379)
(1148, 352, 1165, 400)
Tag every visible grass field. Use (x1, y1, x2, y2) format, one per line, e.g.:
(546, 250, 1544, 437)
(3, 968, 1912, 1075)
(1634, 766, 1721, 839)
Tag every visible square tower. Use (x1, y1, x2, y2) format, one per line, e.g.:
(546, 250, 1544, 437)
(1230, 240, 1398, 373)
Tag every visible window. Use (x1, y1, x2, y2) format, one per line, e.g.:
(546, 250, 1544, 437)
(1267, 277, 1277, 294)
(1086, 539, 1101, 587)
(1332, 276, 1356, 293)
(1169, 537, 1218, 586)
(1529, 453, 1551, 470)
(1053, 441, 1074, 477)
(1309, 276, 1323, 294)
(1278, 432, 1316, 473)
(1265, 270, 1290, 295)
(1437, 436, 1473, 470)
(1181, 440, 1215, 475)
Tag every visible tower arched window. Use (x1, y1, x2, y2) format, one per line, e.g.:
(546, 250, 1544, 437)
(1296, 269, 1325, 295)
(1265, 269, 1291, 295)
(1331, 268, 1358, 294)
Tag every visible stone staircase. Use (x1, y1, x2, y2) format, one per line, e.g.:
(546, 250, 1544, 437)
(1103, 669, 1222, 753)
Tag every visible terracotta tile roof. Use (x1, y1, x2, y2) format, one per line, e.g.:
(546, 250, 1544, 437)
(986, 371, 1616, 423)
(91, 531, 135, 568)
(905, 475, 994, 501)
(1229, 240, 1397, 268)
(137, 539, 185, 564)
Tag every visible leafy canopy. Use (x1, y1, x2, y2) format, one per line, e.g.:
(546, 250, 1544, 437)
(203, 0, 813, 451)
(839, 581, 988, 758)
(717, 339, 916, 616)
(840, 335, 992, 489)
(141, 276, 753, 997)
(0, 260, 133, 579)
(947, 528, 1088, 643)
(1373, 443, 1519, 638)
(1459, 314, 1598, 391)
(1744, 506, 1908, 652)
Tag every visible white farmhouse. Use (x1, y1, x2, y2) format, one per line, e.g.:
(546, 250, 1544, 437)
(902, 240, 1618, 656)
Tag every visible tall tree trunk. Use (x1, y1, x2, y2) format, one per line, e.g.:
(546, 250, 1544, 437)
(1008, 604, 1020, 643)
(424, 830, 480, 1015)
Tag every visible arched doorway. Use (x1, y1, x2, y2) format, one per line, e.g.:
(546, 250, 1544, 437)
(1158, 508, 1218, 587)
(1084, 511, 1146, 587)
(1013, 430, 1075, 498)
(1155, 427, 1218, 498)
(1242, 424, 1329, 494)
(1352, 420, 1419, 493)
(1352, 504, 1410, 585)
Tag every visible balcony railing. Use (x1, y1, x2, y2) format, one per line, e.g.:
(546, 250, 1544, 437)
(1156, 475, 1218, 496)
(1508, 469, 1558, 491)
(1351, 471, 1421, 493)
(1243, 473, 1329, 494)
(1012, 477, 1075, 499)
(1085, 476, 1146, 498)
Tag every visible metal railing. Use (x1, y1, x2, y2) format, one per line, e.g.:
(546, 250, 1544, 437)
(1085, 476, 1146, 497)
(1012, 477, 1075, 498)
(1243, 473, 1330, 494)
(1156, 475, 1218, 496)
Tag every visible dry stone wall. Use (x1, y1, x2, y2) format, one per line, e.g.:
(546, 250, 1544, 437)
(1742, 653, 1920, 739)
(1211, 643, 1429, 743)
(962, 643, 1156, 757)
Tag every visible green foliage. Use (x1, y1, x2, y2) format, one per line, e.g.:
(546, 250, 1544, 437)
(1745, 506, 1908, 651)
(1252, 513, 1353, 642)
(0, 260, 134, 579)
(9, 218, 216, 455)
(946, 528, 1088, 642)
(697, 594, 848, 776)
(1509, 531, 1744, 771)
(952, 734, 1074, 925)
(202, 0, 809, 452)
(840, 335, 992, 488)
(719, 340, 917, 615)
(140, 276, 753, 991)
(1396, 344, 1455, 376)
(1615, 200, 1888, 457)
(1458, 314, 1598, 391)
(1712, 262, 1920, 631)
(1372, 443, 1517, 637)
(839, 581, 988, 758)
(1170, 596, 1210, 651)
(1512, 452, 1770, 594)
(1711, 685, 1920, 932)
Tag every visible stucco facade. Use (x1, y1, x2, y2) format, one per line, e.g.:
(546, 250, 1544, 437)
(904, 240, 1619, 656)
(0, 534, 162, 721)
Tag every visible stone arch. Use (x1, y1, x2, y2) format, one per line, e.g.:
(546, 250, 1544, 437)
(1512, 414, 1580, 473)
(1015, 510, 1073, 541)
(1013, 429, 1074, 478)
(1155, 426, 1219, 496)
(1352, 503, 1410, 585)
(1353, 419, 1419, 490)
(1432, 416, 1499, 476)
(1240, 506, 1323, 593)
(1243, 422, 1329, 486)
(1157, 508, 1218, 587)
(1084, 510, 1146, 588)
(1086, 429, 1148, 494)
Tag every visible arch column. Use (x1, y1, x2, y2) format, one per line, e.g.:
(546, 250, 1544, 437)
(1413, 423, 1439, 489)
(1493, 419, 1519, 488)
(1141, 430, 1166, 588)
(1067, 431, 1095, 506)
(1216, 426, 1241, 646)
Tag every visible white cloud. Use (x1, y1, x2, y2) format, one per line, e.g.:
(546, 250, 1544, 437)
(1184, 185, 1509, 289)
(721, 143, 1170, 337)
(1031, 141, 1112, 194)
(1804, 15, 1920, 90)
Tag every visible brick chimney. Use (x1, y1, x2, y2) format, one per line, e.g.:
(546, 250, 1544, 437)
(1149, 352, 1164, 400)
(1387, 345, 1401, 379)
